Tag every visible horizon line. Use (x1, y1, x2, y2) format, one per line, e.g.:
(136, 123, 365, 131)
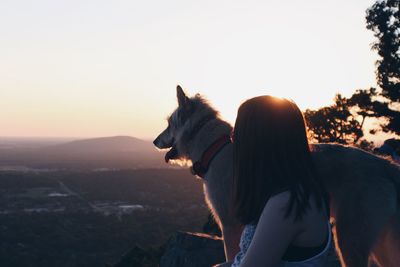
(0, 135, 154, 141)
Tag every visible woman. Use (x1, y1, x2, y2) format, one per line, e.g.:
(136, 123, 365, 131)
(217, 95, 331, 267)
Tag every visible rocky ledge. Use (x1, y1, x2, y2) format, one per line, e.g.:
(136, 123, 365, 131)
(160, 232, 225, 267)
(113, 231, 343, 267)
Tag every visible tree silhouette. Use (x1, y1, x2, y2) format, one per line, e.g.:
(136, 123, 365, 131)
(305, 94, 363, 145)
(304, 89, 381, 149)
(366, 0, 400, 134)
(347, 88, 389, 134)
(305, 0, 399, 146)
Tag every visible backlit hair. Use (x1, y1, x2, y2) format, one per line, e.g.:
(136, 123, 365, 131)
(232, 95, 328, 224)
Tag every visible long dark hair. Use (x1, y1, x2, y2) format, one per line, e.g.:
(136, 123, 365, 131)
(232, 95, 328, 225)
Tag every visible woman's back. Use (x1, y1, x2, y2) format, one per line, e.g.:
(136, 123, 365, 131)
(231, 191, 332, 267)
(230, 96, 332, 266)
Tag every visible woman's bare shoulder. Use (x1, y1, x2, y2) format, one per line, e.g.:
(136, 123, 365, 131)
(238, 191, 300, 266)
(266, 190, 292, 213)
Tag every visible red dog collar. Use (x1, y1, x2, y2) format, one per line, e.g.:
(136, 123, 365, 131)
(191, 135, 232, 178)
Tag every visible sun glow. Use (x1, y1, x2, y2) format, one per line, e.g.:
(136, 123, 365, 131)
(194, 86, 350, 126)
(0, 0, 377, 139)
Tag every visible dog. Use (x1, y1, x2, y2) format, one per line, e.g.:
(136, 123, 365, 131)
(153, 86, 400, 267)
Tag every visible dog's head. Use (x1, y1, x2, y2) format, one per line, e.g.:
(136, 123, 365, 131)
(153, 85, 218, 164)
(153, 85, 192, 163)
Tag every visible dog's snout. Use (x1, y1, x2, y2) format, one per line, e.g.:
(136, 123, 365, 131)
(153, 136, 161, 148)
(153, 130, 174, 149)
(153, 136, 173, 149)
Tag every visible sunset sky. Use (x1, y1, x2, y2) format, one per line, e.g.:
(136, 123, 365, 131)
(1, 0, 380, 140)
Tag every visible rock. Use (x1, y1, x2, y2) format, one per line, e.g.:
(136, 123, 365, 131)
(110, 231, 345, 267)
(112, 244, 165, 267)
(160, 231, 225, 267)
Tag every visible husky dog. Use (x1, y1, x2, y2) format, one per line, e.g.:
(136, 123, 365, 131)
(153, 86, 400, 267)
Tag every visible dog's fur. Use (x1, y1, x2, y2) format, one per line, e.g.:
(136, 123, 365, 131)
(153, 86, 400, 267)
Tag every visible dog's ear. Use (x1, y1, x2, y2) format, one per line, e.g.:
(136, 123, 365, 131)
(177, 85, 189, 107)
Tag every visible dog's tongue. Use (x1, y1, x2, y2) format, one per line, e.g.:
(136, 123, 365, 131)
(165, 146, 178, 163)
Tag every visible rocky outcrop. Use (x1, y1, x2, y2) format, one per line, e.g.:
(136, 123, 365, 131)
(112, 244, 165, 267)
(112, 231, 344, 267)
(160, 232, 225, 267)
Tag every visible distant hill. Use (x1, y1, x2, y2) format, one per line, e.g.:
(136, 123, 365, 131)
(43, 136, 154, 154)
(0, 136, 171, 170)
(0, 137, 75, 149)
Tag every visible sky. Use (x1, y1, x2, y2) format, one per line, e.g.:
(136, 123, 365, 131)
(0, 0, 381, 140)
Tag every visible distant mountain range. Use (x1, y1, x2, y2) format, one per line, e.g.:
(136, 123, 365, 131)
(42, 136, 153, 154)
(0, 136, 172, 170)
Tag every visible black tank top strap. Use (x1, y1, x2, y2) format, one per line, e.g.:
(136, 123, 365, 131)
(282, 189, 331, 262)
(282, 241, 327, 262)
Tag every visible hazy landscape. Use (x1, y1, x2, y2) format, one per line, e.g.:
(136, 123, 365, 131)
(1, 0, 398, 266)
(0, 136, 210, 267)
(0, 136, 169, 170)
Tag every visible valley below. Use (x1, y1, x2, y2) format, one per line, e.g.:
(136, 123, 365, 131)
(0, 168, 209, 267)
